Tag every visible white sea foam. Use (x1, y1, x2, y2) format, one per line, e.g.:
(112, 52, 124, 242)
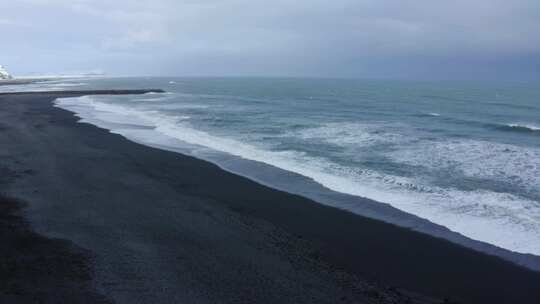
(507, 123, 540, 131)
(294, 123, 406, 147)
(54, 95, 540, 255)
(56, 96, 156, 127)
(414, 112, 441, 117)
(44, 82, 87, 87)
(144, 91, 175, 95)
(389, 140, 540, 194)
(154, 103, 209, 110)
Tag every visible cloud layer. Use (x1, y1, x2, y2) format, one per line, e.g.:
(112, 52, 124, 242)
(1, 0, 539, 79)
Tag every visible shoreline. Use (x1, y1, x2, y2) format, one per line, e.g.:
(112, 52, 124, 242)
(1, 91, 540, 303)
(54, 91, 540, 271)
(0, 79, 38, 86)
(0, 89, 165, 96)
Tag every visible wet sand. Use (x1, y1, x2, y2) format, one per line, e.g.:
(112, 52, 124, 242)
(1, 91, 540, 303)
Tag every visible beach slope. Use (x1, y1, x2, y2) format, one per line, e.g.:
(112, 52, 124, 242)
(1, 92, 540, 304)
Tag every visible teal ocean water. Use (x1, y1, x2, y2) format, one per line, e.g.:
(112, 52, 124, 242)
(8, 77, 540, 258)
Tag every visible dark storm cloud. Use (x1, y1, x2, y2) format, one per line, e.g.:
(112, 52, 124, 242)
(1, 0, 539, 79)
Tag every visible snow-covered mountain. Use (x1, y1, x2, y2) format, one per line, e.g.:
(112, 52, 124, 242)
(0, 65, 13, 79)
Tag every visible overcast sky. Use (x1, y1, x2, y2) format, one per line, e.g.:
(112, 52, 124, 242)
(1, 0, 539, 79)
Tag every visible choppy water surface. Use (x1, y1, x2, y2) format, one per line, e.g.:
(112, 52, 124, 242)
(11, 77, 540, 256)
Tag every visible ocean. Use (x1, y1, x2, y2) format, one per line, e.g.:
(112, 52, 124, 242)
(5, 77, 540, 258)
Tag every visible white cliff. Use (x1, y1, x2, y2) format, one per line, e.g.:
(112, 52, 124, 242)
(0, 65, 13, 79)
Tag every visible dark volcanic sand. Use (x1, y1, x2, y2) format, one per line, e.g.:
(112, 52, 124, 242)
(1, 92, 539, 304)
(0, 89, 165, 96)
(0, 196, 111, 304)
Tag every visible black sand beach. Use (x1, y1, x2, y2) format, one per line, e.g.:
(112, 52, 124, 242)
(1, 92, 540, 304)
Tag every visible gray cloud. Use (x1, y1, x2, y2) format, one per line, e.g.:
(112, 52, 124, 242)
(1, 0, 539, 79)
